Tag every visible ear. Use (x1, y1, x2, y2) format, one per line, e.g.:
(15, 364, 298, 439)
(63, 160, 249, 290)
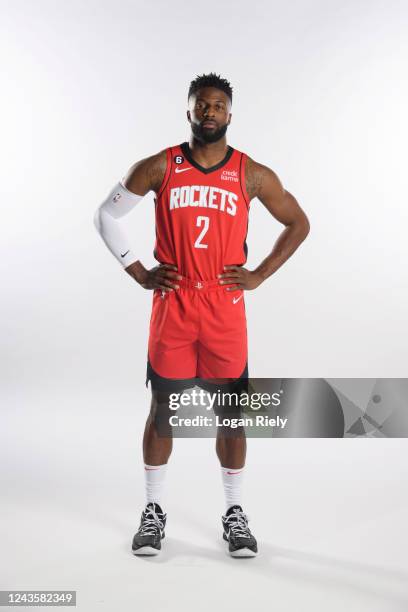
(187, 110, 191, 123)
(228, 113, 232, 125)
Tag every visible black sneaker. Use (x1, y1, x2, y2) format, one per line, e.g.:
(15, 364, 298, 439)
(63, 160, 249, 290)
(132, 502, 167, 556)
(222, 504, 258, 557)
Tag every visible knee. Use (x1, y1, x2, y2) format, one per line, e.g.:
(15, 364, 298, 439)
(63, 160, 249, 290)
(147, 390, 174, 434)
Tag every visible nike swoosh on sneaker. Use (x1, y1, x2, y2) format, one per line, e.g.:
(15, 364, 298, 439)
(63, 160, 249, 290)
(121, 250, 130, 258)
(175, 167, 192, 173)
(232, 294, 243, 304)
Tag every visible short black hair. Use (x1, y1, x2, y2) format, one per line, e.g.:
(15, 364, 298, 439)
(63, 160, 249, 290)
(188, 72, 233, 104)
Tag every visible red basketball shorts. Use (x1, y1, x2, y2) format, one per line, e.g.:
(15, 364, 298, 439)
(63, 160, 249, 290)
(145, 275, 248, 391)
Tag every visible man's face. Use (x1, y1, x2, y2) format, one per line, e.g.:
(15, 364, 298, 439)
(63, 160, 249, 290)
(187, 87, 232, 143)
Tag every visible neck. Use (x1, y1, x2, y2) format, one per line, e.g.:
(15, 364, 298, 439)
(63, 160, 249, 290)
(188, 136, 229, 167)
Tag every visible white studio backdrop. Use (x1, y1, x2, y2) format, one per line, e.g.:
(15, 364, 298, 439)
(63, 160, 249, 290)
(1, 2, 408, 611)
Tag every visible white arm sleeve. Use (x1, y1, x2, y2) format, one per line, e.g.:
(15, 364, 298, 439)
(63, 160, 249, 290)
(93, 181, 144, 268)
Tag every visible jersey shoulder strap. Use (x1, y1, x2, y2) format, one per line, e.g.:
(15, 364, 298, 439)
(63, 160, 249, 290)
(234, 146, 251, 209)
(156, 144, 185, 198)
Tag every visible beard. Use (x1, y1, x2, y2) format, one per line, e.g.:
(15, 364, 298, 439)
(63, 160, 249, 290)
(190, 121, 229, 143)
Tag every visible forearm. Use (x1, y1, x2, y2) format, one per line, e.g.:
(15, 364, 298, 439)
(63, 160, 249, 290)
(254, 221, 309, 282)
(124, 260, 149, 285)
(93, 182, 144, 269)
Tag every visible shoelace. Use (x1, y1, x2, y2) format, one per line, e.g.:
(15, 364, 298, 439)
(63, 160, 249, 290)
(139, 506, 165, 536)
(224, 509, 251, 539)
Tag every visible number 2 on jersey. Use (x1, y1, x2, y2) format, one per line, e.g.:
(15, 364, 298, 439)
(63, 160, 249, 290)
(194, 215, 209, 249)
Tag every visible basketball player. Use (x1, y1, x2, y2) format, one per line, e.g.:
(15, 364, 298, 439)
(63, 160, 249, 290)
(94, 73, 310, 557)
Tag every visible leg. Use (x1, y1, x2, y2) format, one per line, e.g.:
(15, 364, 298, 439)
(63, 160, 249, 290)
(216, 423, 246, 469)
(213, 385, 247, 510)
(143, 388, 174, 465)
(216, 410, 246, 509)
(212, 376, 248, 470)
(196, 287, 257, 555)
(135, 280, 198, 556)
(216, 407, 257, 556)
(132, 388, 174, 556)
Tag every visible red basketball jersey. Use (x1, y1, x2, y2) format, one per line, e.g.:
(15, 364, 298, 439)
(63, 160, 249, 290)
(153, 141, 251, 281)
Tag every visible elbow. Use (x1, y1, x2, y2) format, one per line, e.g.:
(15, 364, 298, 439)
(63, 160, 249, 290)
(299, 214, 310, 240)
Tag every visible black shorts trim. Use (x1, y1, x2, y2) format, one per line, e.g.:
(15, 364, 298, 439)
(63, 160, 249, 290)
(145, 358, 249, 393)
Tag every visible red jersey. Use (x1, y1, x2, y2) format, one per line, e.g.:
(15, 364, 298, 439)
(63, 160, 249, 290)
(153, 141, 251, 281)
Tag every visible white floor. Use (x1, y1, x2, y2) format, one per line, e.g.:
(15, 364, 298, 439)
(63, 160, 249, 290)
(1, 386, 408, 611)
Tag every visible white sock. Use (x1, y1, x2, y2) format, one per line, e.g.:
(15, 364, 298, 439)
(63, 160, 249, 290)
(221, 466, 244, 511)
(144, 463, 167, 507)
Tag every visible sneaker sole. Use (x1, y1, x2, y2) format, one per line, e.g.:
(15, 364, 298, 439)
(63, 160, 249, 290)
(225, 541, 258, 557)
(132, 546, 160, 556)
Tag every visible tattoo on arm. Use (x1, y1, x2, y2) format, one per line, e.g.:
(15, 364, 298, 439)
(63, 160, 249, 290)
(245, 157, 267, 202)
(123, 150, 167, 195)
(147, 150, 167, 194)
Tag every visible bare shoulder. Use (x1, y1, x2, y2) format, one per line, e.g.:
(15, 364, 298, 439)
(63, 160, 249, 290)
(244, 156, 285, 202)
(122, 149, 167, 196)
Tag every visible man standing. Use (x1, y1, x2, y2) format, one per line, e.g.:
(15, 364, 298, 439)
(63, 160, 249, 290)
(94, 72, 310, 557)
